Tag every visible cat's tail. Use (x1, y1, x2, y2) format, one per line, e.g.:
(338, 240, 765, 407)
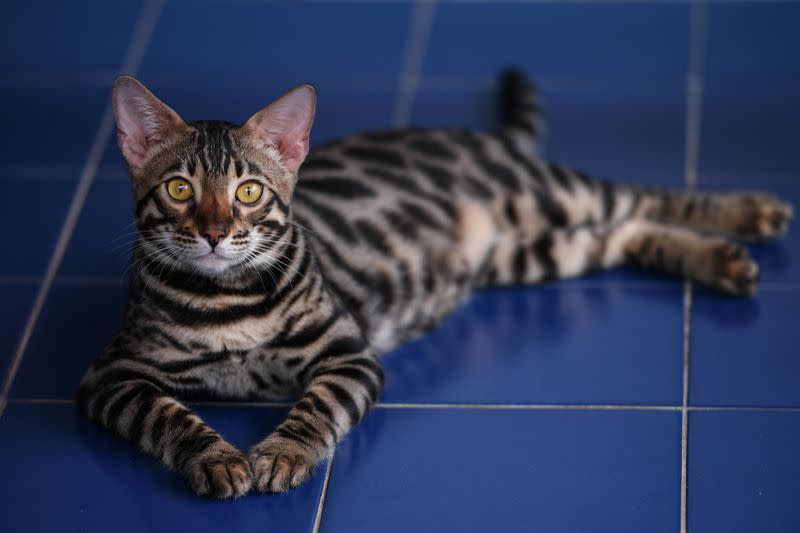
(499, 69, 545, 156)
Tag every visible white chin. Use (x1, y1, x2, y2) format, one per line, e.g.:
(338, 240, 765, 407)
(190, 252, 233, 274)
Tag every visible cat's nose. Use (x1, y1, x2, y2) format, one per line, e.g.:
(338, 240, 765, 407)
(202, 226, 228, 248)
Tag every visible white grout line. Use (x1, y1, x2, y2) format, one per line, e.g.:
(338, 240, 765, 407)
(311, 455, 335, 533)
(684, 2, 707, 192)
(680, 280, 693, 533)
(392, 0, 437, 128)
(375, 402, 681, 411)
(419, 0, 800, 3)
(681, 4, 707, 532)
(0, 0, 165, 418)
(9, 397, 800, 413)
(6, 275, 800, 291)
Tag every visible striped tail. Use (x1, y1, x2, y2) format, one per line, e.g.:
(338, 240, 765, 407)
(500, 69, 545, 156)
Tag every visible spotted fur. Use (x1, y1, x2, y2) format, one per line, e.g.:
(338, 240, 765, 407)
(78, 71, 793, 498)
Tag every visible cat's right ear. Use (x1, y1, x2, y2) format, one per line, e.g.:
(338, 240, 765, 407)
(113, 75, 187, 169)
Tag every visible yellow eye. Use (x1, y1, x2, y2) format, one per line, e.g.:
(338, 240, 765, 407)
(166, 178, 193, 201)
(236, 181, 263, 204)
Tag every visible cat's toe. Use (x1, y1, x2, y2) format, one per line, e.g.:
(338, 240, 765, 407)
(186, 445, 253, 499)
(249, 436, 320, 493)
(710, 243, 759, 296)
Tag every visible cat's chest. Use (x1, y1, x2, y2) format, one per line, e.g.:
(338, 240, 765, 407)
(173, 312, 285, 353)
(199, 346, 299, 400)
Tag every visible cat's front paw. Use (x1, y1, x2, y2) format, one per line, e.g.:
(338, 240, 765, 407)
(184, 443, 253, 499)
(249, 435, 323, 493)
(708, 242, 759, 296)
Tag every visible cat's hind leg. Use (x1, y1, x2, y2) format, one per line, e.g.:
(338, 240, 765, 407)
(639, 190, 793, 242)
(482, 219, 759, 296)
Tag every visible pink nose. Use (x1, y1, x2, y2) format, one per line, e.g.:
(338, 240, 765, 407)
(202, 226, 227, 247)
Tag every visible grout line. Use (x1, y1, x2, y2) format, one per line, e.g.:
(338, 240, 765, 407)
(392, 0, 437, 127)
(311, 454, 334, 533)
(5, 275, 800, 291)
(680, 281, 693, 533)
(375, 402, 681, 411)
(684, 2, 707, 192)
(8, 399, 76, 405)
(8, 397, 800, 413)
(681, 4, 707, 532)
(0, 0, 165, 418)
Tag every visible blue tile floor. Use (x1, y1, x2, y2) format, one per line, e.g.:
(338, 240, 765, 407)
(1, 1, 798, 532)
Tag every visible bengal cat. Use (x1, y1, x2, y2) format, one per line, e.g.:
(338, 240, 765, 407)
(77, 72, 792, 498)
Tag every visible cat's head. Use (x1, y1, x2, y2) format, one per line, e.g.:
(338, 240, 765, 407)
(113, 75, 315, 277)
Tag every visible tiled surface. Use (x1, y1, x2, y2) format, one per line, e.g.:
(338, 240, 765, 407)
(323, 409, 681, 533)
(688, 412, 800, 533)
(691, 289, 800, 408)
(414, 3, 689, 186)
(699, 3, 800, 183)
(0, 404, 327, 532)
(1, 2, 799, 533)
(382, 286, 684, 406)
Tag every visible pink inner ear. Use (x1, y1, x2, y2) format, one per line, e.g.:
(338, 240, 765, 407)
(245, 85, 316, 173)
(113, 77, 183, 168)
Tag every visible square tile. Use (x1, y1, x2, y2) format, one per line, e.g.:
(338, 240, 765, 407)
(414, 3, 689, 187)
(1, 0, 144, 82)
(691, 289, 800, 408)
(0, 179, 74, 276)
(140, 1, 411, 89)
(421, 4, 688, 82)
(59, 179, 135, 278)
(10, 282, 128, 399)
(0, 403, 325, 533)
(0, 87, 110, 173)
(700, 3, 800, 183)
(381, 286, 684, 406)
(322, 408, 681, 533)
(689, 411, 800, 533)
(0, 283, 37, 385)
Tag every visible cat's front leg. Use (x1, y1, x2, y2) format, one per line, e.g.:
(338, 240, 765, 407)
(78, 360, 253, 499)
(249, 345, 384, 492)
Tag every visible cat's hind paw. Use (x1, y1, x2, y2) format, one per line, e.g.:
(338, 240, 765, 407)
(185, 444, 253, 499)
(249, 435, 322, 493)
(728, 193, 793, 241)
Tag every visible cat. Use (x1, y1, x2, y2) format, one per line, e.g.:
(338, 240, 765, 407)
(78, 71, 792, 499)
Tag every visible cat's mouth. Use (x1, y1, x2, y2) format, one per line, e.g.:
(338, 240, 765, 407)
(190, 250, 234, 274)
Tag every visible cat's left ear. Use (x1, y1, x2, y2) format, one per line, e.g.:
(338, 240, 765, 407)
(242, 85, 316, 174)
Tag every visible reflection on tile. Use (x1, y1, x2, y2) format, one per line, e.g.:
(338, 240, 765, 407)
(382, 286, 683, 405)
(0, 403, 324, 533)
(691, 289, 800, 408)
(323, 408, 681, 533)
(689, 411, 800, 533)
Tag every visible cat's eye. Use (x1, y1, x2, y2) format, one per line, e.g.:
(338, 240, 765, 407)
(166, 178, 194, 201)
(236, 181, 264, 204)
